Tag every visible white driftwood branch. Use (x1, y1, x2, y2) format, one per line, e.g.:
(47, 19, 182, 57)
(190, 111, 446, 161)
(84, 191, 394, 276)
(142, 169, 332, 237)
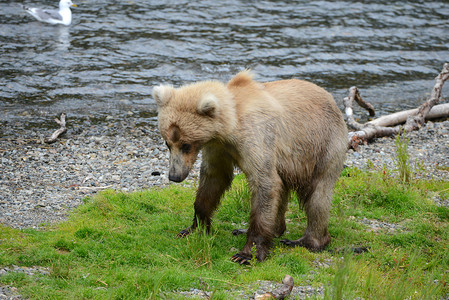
(343, 86, 375, 130)
(367, 103, 449, 127)
(45, 113, 67, 144)
(346, 63, 449, 149)
(402, 63, 449, 131)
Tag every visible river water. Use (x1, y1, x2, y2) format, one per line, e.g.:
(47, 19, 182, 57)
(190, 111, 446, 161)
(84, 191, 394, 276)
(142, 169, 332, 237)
(1, 0, 448, 126)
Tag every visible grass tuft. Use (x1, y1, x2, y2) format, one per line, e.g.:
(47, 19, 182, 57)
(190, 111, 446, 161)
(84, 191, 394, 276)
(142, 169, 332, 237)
(391, 128, 412, 183)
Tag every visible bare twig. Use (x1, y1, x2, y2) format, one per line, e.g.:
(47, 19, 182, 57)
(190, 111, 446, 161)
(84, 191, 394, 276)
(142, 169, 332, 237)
(45, 113, 67, 144)
(96, 279, 108, 287)
(78, 185, 114, 191)
(343, 87, 376, 131)
(403, 63, 449, 131)
(351, 86, 375, 116)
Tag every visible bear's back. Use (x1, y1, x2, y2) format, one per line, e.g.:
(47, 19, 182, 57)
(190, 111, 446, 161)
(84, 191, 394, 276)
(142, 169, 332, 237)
(227, 73, 347, 184)
(264, 79, 344, 126)
(227, 73, 344, 131)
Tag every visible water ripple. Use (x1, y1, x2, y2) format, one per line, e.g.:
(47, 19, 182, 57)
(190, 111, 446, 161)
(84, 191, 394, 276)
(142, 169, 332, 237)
(0, 0, 448, 121)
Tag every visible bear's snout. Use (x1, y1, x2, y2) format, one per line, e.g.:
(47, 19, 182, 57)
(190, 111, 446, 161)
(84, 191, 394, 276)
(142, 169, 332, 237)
(168, 172, 185, 183)
(168, 154, 191, 183)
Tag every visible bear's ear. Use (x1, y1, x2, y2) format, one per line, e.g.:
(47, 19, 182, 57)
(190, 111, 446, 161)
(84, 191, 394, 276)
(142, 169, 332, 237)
(153, 85, 175, 107)
(197, 93, 219, 117)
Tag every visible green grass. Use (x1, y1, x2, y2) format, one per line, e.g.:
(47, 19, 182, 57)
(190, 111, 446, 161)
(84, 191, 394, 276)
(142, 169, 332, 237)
(1, 170, 448, 299)
(391, 128, 412, 183)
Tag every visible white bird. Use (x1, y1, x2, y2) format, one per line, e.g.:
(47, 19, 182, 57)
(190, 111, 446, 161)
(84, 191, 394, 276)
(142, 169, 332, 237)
(21, 0, 77, 26)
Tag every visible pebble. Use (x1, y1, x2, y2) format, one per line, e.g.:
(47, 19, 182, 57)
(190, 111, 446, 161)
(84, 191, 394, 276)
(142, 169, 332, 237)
(358, 217, 404, 233)
(177, 280, 324, 299)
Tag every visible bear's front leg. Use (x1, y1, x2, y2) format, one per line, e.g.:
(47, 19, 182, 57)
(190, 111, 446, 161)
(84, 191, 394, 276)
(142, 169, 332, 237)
(231, 175, 283, 265)
(177, 148, 234, 238)
(177, 200, 213, 238)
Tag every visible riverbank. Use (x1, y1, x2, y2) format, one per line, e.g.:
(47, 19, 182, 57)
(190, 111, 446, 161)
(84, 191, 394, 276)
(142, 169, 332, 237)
(1, 116, 449, 229)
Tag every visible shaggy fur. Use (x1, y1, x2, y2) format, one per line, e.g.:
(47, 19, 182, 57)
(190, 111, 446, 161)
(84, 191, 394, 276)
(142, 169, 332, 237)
(153, 71, 348, 263)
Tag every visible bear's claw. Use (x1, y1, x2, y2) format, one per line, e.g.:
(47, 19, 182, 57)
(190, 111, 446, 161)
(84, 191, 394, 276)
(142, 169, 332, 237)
(231, 253, 251, 265)
(231, 229, 247, 236)
(280, 239, 299, 247)
(177, 228, 192, 238)
(280, 238, 326, 252)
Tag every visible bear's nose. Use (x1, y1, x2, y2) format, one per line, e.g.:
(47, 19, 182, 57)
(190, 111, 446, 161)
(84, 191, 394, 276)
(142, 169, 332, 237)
(168, 173, 183, 182)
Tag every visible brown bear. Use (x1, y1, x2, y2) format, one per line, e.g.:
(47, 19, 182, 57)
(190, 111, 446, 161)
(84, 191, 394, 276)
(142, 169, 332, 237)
(153, 71, 348, 264)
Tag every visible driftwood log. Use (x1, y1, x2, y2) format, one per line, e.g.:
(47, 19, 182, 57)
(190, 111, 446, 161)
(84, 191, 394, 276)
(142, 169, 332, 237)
(345, 63, 449, 149)
(44, 113, 67, 144)
(255, 275, 294, 299)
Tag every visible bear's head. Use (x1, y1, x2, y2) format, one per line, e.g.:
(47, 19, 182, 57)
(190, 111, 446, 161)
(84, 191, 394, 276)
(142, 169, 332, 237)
(153, 81, 235, 182)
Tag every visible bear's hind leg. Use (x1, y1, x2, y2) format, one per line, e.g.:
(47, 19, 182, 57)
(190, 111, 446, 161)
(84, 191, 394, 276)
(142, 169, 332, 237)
(281, 177, 333, 251)
(231, 175, 284, 264)
(231, 187, 288, 238)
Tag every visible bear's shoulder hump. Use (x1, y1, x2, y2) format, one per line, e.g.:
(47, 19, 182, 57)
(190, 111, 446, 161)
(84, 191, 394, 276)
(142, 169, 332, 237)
(227, 70, 257, 88)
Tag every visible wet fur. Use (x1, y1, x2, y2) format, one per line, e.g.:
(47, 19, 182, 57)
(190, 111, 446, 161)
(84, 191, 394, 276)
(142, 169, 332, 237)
(153, 71, 348, 263)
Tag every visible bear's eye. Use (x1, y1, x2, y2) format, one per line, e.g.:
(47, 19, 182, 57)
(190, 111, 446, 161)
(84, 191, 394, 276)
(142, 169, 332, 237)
(181, 143, 192, 154)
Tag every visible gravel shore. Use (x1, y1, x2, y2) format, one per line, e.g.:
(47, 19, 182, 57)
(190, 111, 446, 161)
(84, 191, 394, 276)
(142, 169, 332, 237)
(1, 116, 448, 230)
(1, 116, 448, 299)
